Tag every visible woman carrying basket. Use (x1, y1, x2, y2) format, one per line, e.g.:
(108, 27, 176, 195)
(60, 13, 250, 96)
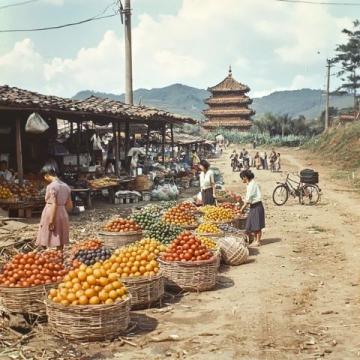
(240, 170, 265, 247)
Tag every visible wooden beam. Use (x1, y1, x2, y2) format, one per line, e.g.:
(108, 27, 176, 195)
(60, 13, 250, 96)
(113, 121, 120, 176)
(162, 123, 166, 164)
(76, 122, 80, 173)
(15, 118, 24, 185)
(170, 123, 174, 159)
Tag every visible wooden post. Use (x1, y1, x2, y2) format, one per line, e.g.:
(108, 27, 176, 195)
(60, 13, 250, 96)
(76, 122, 80, 173)
(125, 121, 130, 172)
(113, 121, 120, 176)
(161, 124, 166, 164)
(170, 123, 175, 159)
(15, 118, 24, 185)
(145, 125, 150, 157)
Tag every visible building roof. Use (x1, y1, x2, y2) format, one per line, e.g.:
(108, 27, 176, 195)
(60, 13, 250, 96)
(205, 96, 252, 106)
(202, 119, 253, 129)
(0, 85, 196, 125)
(203, 108, 255, 117)
(208, 67, 250, 93)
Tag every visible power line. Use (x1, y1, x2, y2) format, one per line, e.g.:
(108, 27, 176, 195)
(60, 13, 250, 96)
(0, 2, 118, 33)
(276, 0, 360, 5)
(0, 0, 39, 10)
(0, 13, 117, 32)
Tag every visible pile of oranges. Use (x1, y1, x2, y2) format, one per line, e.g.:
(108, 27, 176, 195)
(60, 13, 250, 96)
(198, 236, 218, 250)
(103, 218, 142, 233)
(111, 242, 160, 278)
(202, 206, 234, 223)
(219, 203, 242, 217)
(195, 222, 222, 234)
(161, 231, 213, 262)
(0, 251, 67, 287)
(162, 205, 198, 227)
(48, 263, 128, 306)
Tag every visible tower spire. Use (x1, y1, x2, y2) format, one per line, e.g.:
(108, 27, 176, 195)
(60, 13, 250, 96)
(228, 65, 232, 77)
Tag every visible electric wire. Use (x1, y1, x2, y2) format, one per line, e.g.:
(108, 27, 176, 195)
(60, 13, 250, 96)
(276, 0, 360, 5)
(0, 0, 39, 10)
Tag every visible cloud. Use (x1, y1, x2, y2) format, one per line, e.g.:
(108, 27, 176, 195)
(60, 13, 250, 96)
(0, 0, 353, 97)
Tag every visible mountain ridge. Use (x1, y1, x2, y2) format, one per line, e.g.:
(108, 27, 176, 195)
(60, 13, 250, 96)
(73, 84, 353, 120)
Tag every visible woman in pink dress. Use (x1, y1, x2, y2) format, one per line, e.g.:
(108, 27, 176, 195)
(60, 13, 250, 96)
(36, 165, 72, 250)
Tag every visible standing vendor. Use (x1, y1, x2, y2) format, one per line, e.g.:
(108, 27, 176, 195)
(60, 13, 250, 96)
(199, 159, 216, 205)
(36, 164, 73, 251)
(0, 161, 14, 182)
(240, 169, 265, 247)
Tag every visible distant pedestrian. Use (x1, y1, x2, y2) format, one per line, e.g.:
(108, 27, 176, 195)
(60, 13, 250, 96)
(253, 140, 256, 149)
(263, 152, 269, 170)
(254, 152, 261, 170)
(276, 153, 281, 171)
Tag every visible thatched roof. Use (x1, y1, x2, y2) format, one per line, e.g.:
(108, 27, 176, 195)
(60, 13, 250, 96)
(208, 68, 249, 93)
(0, 85, 196, 125)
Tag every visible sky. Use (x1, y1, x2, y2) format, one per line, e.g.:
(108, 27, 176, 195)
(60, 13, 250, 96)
(0, 0, 360, 98)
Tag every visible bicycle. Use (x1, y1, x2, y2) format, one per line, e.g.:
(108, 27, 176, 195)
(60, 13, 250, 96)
(272, 173, 321, 206)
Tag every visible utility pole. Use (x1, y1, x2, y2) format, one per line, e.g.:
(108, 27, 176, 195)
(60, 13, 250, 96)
(124, 0, 133, 105)
(325, 59, 331, 131)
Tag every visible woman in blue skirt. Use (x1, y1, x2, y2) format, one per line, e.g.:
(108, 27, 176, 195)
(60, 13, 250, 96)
(240, 170, 265, 246)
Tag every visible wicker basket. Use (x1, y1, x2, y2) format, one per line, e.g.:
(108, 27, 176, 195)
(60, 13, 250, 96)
(218, 236, 249, 266)
(46, 296, 131, 342)
(181, 223, 198, 230)
(122, 273, 164, 309)
(158, 256, 218, 292)
(0, 282, 58, 316)
(231, 216, 247, 230)
(98, 231, 143, 248)
(195, 231, 224, 238)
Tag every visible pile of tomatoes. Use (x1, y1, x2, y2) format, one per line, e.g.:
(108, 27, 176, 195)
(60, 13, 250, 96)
(0, 251, 67, 288)
(162, 205, 197, 227)
(161, 231, 213, 262)
(104, 218, 142, 233)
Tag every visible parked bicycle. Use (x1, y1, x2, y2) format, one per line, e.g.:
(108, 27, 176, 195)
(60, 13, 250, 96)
(272, 172, 321, 206)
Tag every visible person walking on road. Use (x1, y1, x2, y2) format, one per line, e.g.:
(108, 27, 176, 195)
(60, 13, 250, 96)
(240, 169, 265, 247)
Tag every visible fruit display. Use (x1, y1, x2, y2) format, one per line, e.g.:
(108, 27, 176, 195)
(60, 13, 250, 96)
(162, 205, 198, 227)
(47, 263, 128, 306)
(0, 251, 67, 287)
(218, 223, 244, 235)
(219, 202, 243, 217)
(88, 177, 120, 189)
(198, 236, 218, 250)
(130, 238, 168, 255)
(195, 222, 222, 235)
(160, 231, 213, 262)
(0, 185, 13, 200)
(202, 206, 235, 223)
(74, 248, 112, 266)
(176, 201, 198, 214)
(129, 210, 159, 231)
(145, 221, 183, 245)
(110, 242, 160, 277)
(103, 218, 142, 233)
(216, 190, 242, 204)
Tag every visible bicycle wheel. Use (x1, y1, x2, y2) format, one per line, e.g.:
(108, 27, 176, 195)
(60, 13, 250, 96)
(272, 184, 289, 206)
(300, 184, 320, 205)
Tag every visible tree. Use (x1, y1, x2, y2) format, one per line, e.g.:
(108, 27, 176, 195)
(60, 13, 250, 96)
(333, 20, 360, 110)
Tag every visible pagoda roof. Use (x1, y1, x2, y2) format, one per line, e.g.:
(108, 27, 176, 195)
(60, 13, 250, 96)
(208, 67, 250, 93)
(203, 108, 255, 117)
(205, 96, 252, 105)
(202, 119, 253, 129)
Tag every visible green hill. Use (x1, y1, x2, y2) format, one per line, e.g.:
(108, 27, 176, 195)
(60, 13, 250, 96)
(73, 85, 354, 120)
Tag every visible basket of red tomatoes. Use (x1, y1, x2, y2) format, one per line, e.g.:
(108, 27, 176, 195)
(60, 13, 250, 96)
(98, 218, 143, 248)
(158, 231, 218, 292)
(0, 250, 67, 316)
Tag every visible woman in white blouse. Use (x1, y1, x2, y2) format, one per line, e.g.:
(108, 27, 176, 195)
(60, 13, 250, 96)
(199, 159, 216, 205)
(240, 169, 265, 246)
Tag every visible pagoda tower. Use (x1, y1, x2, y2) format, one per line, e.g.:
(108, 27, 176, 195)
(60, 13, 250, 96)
(203, 67, 255, 131)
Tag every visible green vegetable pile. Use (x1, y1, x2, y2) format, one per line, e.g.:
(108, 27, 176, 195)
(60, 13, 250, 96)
(145, 221, 183, 245)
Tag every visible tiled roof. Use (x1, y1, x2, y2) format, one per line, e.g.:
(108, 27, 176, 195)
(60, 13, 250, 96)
(203, 108, 255, 117)
(202, 119, 253, 129)
(205, 96, 252, 105)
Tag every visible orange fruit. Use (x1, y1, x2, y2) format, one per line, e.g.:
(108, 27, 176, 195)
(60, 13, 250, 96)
(99, 290, 109, 301)
(116, 288, 125, 296)
(61, 299, 69, 306)
(87, 275, 96, 286)
(85, 267, 93, 275)
(67, 292, 76, 302)
(93, 269, 102, 279)
(49, 288, 57, 297)
(85, 288, 96, 298)
(108, 290, 118, 300)
(77, 271, 87, 281)
(112, 280, 122, 289)
(89, 296, 100, 305)
(105, 298, 114, 305)
(108, 273, 118, 281)
(75, 289, 84, 298)
(79, 295, 88, 305)
(98, 277, 109, 287)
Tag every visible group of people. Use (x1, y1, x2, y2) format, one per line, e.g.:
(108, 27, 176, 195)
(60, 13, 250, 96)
(231, 148, 281, 172)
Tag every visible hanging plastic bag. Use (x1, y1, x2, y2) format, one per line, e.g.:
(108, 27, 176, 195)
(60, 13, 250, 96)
(25, 113, 49, 134)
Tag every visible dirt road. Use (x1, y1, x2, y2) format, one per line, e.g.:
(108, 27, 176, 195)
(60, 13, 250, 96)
(105, 147, 360, 360)
(11, 148, 359, 360)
